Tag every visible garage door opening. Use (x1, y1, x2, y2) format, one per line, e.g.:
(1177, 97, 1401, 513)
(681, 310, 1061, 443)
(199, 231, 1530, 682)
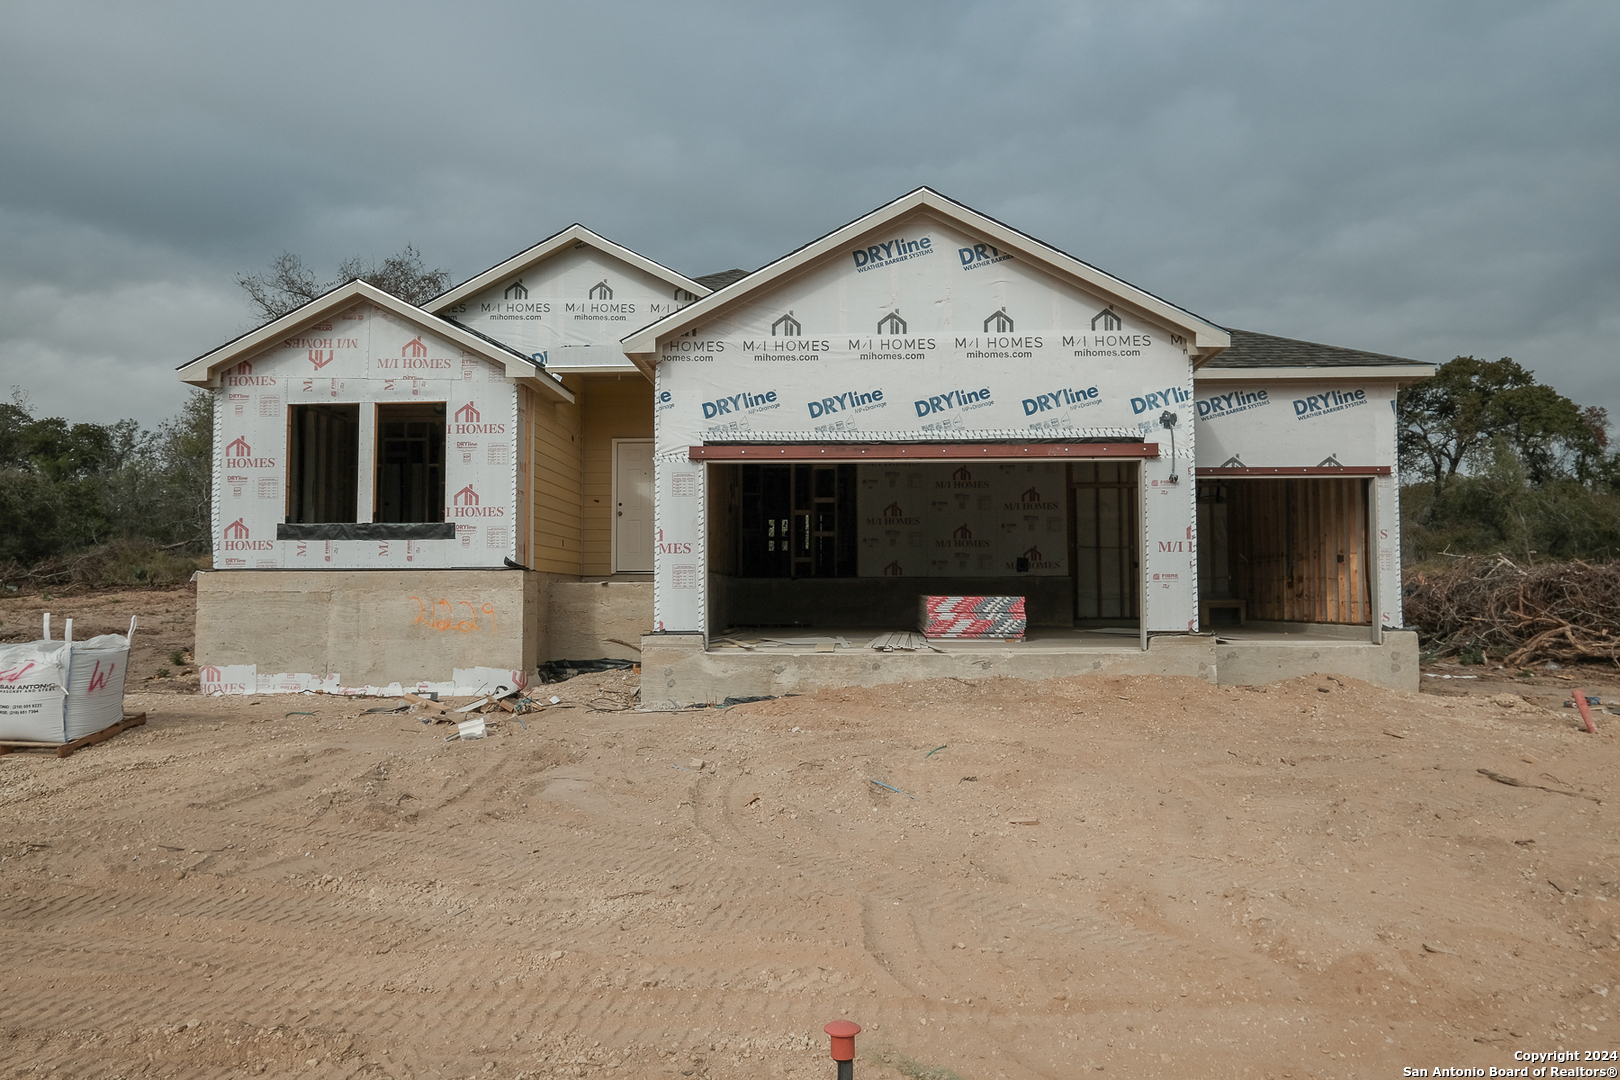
(1199, 477, 1372, 628)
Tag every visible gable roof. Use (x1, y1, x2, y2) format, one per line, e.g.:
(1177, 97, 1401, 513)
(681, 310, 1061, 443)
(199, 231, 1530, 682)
(430, 223, 709, 312)
(177, 279, 574, 402)
(1195, 328, 1435, 382)
(620, 187, 1231, 372)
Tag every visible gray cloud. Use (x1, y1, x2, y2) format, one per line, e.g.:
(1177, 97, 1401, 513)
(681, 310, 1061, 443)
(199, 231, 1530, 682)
(1, 0, 1615, 426)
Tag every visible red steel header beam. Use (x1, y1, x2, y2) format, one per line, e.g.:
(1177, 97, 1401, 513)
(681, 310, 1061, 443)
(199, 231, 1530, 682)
(1195, 466, 1391, 477)
(689, 442, 1159, 461)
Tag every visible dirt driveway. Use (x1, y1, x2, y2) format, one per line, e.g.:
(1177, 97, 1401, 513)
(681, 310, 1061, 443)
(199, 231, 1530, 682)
(2, 586, 1618, 1078)
(2, 658, 1618, 1079)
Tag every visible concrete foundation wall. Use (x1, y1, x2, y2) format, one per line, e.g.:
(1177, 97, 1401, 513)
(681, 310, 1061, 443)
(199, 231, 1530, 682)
(709, 576, 1073, 630)
(1216, 629, 1419, 693)
(196, 570, 542, 686)
(547, 579, 652, 661)
(640, 629, 1420, 707)
(640, 633, 1214, 709)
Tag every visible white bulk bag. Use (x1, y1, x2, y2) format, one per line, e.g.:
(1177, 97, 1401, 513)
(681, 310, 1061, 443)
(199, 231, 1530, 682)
(0, 613, 70, 741)
(63, 620, 133, 741)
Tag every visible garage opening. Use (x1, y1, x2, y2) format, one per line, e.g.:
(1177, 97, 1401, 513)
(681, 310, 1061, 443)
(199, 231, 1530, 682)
(287, 403, 359, 523)
(1199, 477, 1372, 627)
(704, 455, 1082, 635)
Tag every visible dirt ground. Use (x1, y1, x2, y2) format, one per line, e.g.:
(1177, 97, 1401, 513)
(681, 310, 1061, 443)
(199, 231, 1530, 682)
(2, 588, 1619, 1079)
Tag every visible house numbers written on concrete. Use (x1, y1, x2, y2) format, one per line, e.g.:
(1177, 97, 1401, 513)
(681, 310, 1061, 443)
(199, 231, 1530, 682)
(410, 597, 498, 634)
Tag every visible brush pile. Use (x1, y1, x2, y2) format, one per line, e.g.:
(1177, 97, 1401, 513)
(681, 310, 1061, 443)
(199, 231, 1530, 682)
(1404, 555, 1620, 666)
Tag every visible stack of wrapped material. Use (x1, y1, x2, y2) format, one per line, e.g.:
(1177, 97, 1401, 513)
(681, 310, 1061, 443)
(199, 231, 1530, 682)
(918, 596, 1027, 641)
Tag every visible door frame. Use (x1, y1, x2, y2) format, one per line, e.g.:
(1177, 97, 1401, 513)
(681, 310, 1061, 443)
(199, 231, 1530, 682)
(611, 438, 654, 574)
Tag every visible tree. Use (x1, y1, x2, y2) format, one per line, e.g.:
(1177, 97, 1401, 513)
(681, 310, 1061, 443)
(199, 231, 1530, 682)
(1398, 356, 1605, 500)
(236, 245, 453, 323)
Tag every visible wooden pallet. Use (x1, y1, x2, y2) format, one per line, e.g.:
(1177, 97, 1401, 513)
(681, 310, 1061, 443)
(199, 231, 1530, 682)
(0, 712, 147, 759)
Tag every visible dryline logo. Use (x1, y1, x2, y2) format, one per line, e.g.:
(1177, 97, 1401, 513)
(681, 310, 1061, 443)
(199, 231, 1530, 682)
(1293, 388, 1367, 419)
(959, 243, 1014, 271)
(221, 518, 274, 551)
(1022, 383, 1100, 416)
(914, 385, 993, 418)
(451, 484, 505, 518)
(1130, 386, 1191, 414)
(851, 235, 934, 272)
(1197, 388, 1269, 420)
(702, 389, 779, 420)
(806, 386, 885, 419)
(224, 436, 275, 469)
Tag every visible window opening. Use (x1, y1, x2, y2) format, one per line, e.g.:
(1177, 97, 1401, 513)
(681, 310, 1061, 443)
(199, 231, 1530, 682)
(287, 403, 359, 523)
(375, 403, 446, 523)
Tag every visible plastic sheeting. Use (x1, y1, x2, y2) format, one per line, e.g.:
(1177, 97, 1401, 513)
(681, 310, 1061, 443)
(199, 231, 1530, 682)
(650, 217, 1199, 634)
(212, 301, 520, 571)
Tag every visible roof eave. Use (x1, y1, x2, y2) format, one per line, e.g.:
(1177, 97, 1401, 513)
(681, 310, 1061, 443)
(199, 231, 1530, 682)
(1195, 363, 1437, 384)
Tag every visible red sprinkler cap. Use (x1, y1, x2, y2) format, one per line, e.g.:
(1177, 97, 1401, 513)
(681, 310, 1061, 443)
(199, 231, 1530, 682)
(824, 1020, 861, 1061)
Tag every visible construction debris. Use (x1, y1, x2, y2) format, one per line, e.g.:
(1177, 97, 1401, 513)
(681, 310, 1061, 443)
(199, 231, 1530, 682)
(1405, 555, 1620, 666)
(866, 631, 942, 652)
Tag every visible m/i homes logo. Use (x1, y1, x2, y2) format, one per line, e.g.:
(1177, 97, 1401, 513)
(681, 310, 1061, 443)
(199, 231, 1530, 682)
(221, 518, 273, 551)
(450, 401, 505, 435)
(450, 484, 505, 518)
(224, 436, 275, 468)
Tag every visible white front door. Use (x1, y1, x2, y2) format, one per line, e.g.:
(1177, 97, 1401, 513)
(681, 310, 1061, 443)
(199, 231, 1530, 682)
(613, 439, 654, 572)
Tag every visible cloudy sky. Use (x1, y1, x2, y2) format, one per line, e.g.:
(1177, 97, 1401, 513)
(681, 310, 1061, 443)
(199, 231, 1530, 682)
(2, 0, 1615, 430)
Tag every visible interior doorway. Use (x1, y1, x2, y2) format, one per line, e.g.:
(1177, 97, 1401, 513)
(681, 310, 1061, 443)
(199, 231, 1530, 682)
(613, 439, 654, 572)
(1070, 461, 1139, 622)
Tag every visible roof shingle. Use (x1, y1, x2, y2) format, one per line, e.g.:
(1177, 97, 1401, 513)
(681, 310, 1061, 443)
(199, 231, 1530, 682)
(1208, 329, 1421, 368)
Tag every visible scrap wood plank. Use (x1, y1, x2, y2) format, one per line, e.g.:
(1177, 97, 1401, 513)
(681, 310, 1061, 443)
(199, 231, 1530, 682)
(0, 713, 148, 759)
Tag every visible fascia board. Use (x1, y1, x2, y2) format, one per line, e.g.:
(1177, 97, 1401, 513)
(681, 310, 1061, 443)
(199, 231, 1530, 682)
(430, 224, 709, 312)
(178, 280, 574, 404)
(621, 187, 1230, 359)
(1195, 365, 1436, 383)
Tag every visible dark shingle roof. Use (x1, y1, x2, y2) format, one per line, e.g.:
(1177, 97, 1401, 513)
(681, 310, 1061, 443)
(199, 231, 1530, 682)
(692, 268, 752, 291)
(1208, 329, 1422, 368)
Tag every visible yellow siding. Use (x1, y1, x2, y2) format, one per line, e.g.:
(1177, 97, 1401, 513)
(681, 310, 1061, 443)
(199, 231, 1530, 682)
(580, 375, 653, 576)
(528, 377, 584, 575)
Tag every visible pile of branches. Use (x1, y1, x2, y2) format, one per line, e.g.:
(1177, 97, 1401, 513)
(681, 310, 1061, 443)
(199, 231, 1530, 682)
(1405, 555, 1620, 666)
